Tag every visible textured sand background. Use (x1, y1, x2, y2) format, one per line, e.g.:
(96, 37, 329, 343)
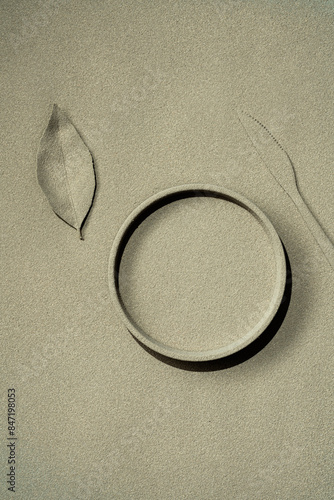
(0, 0, 333, 499)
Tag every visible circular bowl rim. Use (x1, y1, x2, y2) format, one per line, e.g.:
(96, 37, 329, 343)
(108, 184, 287, 362)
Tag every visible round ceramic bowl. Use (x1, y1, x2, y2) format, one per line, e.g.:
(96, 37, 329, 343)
(108, 184, 286, 362)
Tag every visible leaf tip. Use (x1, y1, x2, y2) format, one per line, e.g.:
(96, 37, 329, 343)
(52, 103, 60, 118)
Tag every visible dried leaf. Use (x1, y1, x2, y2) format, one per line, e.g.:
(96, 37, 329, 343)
(37, 104, 96, 240)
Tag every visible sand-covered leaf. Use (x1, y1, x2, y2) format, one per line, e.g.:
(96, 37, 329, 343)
(37, 104, 95, 239)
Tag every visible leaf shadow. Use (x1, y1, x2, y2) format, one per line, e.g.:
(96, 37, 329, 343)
(80, 156, 97, 240)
